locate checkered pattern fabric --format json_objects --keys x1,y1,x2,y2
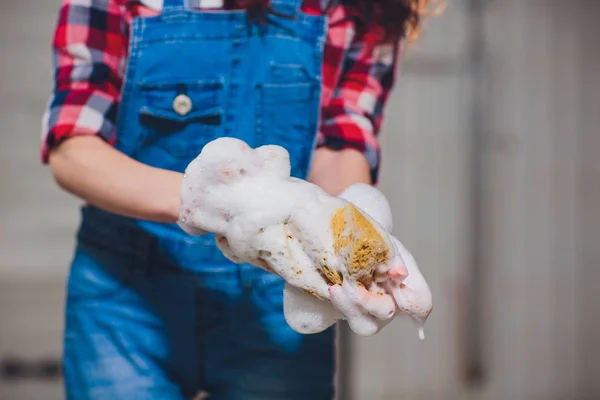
[{"x1": 41, "y1": 0, "x2": 400, "y2": 183}]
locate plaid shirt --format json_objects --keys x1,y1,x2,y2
[{"x1": 41, "y1": 0, "x2": 400, "y2": 182}]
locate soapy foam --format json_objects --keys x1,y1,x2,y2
[
  {"x1": 387, "y1": 236, "x2": 433, "y2": 339},
  {"x1": 179, "y1": 137, "x2": 433, "y2": 337}
]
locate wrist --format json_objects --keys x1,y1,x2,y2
[
  {"x1": 165, "y1": 195, "x2": 181, "y2": 224},
  {"x1": 308, "y1": 147, "x2": 371, "y2": 195},
  {"x1": 155, "y1": 170, "x2": 184, "y2": 224}
]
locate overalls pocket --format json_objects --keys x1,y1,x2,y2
[
  {"x1": 137, "y1": 79, "x2": 225, "y2": 165},
  {"x1": 255, "y1": 77, "x2": 319, "y2": 178}
]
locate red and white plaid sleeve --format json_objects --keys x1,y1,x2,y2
[
  {"x1": 317, "y1": 7, "x2": 400, "y2": 184},
  {"x1": 40, "y1": 0, "x2": 129, "y2": 163}
]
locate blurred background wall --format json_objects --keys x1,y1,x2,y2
[{"x1": 1, "y1": 0, "x2": 599, "y2": 399}]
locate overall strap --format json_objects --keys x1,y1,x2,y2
[{"x1": 270, "y1": 0, "x2": 303, "y2": 17}]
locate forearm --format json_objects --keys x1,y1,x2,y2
[
  {"x1": 308, "y1": 147, "x2": 372, "y2": 196},
  {"x1": 49, "y1": 136, "x2": 182, "y2": 223}
]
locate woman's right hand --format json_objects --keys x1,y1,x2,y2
[{"x1": 49, "y1": 135, "x2": 183, "y2": 223}]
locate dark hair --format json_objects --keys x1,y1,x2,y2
[{"x1": 236, "y1": 0, "x2": 439, "y2": 42}]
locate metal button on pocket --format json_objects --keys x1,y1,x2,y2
[{"x1": 173, "y1": 94, "x2": 192, "y2": 116}]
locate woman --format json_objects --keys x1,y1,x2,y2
[{"x1": 42, "y1": 0, "x2": 430, "y2": 398}]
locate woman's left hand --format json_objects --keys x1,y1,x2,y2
[{"x1": 307, "y1": 147, "x2": 372, "y2": 196}]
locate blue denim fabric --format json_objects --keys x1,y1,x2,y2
[
  {"x1": 63, "y1": 0, "x2": 335, "y2": 398},
  {"x1": 64, "y1": 207, "x2": 335, "y2": 399}
]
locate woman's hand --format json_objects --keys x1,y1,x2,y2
[
  {"x1": 49, "y1": 136, "x2": 183, "y2": 223},
  {"x1": 307, "y1": 147, "x2": 371, "y2": 196},
  {"x1": 176, "y1": 138, "x2": 431, "y2": 337}
]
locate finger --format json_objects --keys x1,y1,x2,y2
[
  {"x1": 356, "y1": 285, "x2": 396, "y2": 320},
  {"x1": 387, "y1": 265, "x2": 408, "y2": 280},
  {"x1": 329, "y1": 285, "x2": 380, "y2": 336}
]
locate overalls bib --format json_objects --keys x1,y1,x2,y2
[{"x1": 62, "y1": 1, "x2": 335, "y2": 398}]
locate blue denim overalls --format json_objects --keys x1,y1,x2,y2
[{"x1": 62, "y1": 1, "x2": 335, "y2": 398}]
